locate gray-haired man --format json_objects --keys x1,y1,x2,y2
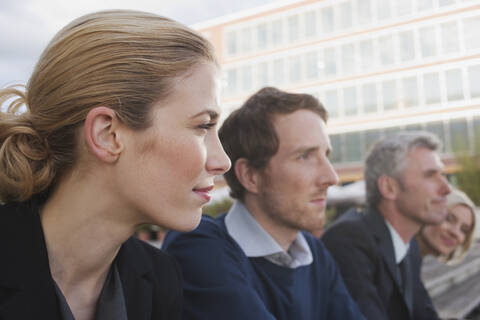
[{"x1": 323, "y1": 132, "x2": 450, "y2": 320}]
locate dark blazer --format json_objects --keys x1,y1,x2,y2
[
  {"x1": 322, "y1": 207, "x2": 439, "y2": 320},
  {"x1": 0, "y1": 199, "x2": 182, "y2": 320}
]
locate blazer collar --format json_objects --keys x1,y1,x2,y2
[{"x1": 116, "y1": 238, "x2": 154, "y2": 320}]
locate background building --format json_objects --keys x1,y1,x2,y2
[{"x1": 195, "y1": 0, "x2": 480, "y2": 182}]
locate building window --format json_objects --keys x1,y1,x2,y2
[
  {"x1": 365, "y1": 130, "x2": 381, "y2": 153},
  {"x1": 382, "y1": 80, "x2": 397, "y2": 111},
  {"x1": 378, "y1": 0, "x2": 392, "y2": 20},
  {"x1": 449, "y1": 118, "x2": 470, "y2": 152},
  {"x1": 402, "y1": 76, "x2": 419, "y2": 108},
  {"x1": 321, "y1": 7, "x2": 334, "y2": 34},
  {"x1": 440, "y1": 21, "x2": 460, "y2": 54},
  {"x1": 289, "y1": 56, "x2": 301, "y2": 83},
  {"x1": 305, "y1": 51, "x2": 319, "y2": 80},
  {"x1": 288, "y1": 15, "x2": 300, "y2": 43},
  {"x1": 305, "y1": 11, "x2": 317, "y2": 38},
  {"x1": 362, "y1": 83, "x2": 377, "y2": 113},
  {"x1": 341, "y1": 43, "x2": 355, "y2": 74},
  {"x1": 420, "y1": 26, "x2": 437, "y2": 58},
  {"x1": 417, "y1": 0, "x2": 434, "y2": 11},
  {"x1": 464, "y1": 16, "x2": 480, "y2": 50},
  {"x1": 445, "y1": 69, "x2": 464, "y2": 102},
  {"x1": 360, "y1": 39, "x2": 374, "y2": 72},
  {"x1": 426, "y1": 122, "x2": 446, "y2": 150},
  {"x1": 357, "y1": 0, "x2": 372, "y2": 25},
  {"x1": 343, "y1": 86, "x2": 357, "y2": 116},
  {"x1": 257, "y1": 62, "x2": 269, "y2": 87},
  {"x1": 345, "y1": 132, "x2": 363, "y2": 162},
  {"x1": 405, "y1": 123, "x2": 423, "y2": 131},
  {"x1": 439, "y1": 0, "x2": 456, "y2": 6},
  {"x1": 241, "y1": 66, "x2": 252, "y2": 92},
  {"x1": 468, "y1": 65, "x2": 480, "y2": 98},
  {"x1": 226, "y1": 30, "x2": 237, "y2": 56},
  {"x1": 339, "y1": 2, "x2": 353, "y2": 29},
  {"x1": 396, "y1": 0, "x2": 412, "y2": 16},
  {"x1": 324, "y1": 47, "x2": 337, "y2": 76},
  {"x1": 329, "y1": 134, "x2": 342, "y2": 163},
  {"x1": 272, "y1": 19, "x2": 283, "y2": 46},
  {"x1": 424, "y1": 72, "x2": 441, "y2": 105},
  {"x1": 273, "y1": 58, "x2": 285, "y2": 85},
  {"x1": 398, "y1": 31, "x2": 415, "y2": 62},
  {"x1": 226, "y1": 69, "x2": 238, "y2": 95},
  {"x1": 325, "y1": 90, "x2": 339, "y2": 118},
  {"x1": 379, "y1": 35, "x2": 395, "y2": 66},
  {"x1": 240, "y1": 27, "x2": 252, "y2": 53},
  {"x1": 257, "y1": 23, "x2": 267, "y2": 50}
]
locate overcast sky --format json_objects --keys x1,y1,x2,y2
[{"x1": 0, "y1": 0, "x2": 278, "y2": 87}]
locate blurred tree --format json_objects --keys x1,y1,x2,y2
[{"x1": 452, "y1": 140, "x2": 480, "y2": 205}]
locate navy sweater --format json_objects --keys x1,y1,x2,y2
[{"x1": 163, "y1": 215, "x2": 365, "y2": 320}]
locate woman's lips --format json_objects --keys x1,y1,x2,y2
[{"x1": 193, "y1": 186, "x2": 214, "y2": 202}]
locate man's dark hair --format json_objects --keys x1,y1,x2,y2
[{"x1": 219, "y1": 87, "x2": 327, "y2": 201}]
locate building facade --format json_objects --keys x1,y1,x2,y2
[{"x1": 195, "y1": 0, "x2": 480, "y2": 182}]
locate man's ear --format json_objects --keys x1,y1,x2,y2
[
  {"x1": 377, "y1": 175, "x2": 400, "y2": 201},
  {"x1": 84, "y1": 107, "x2": 124, "y2": 163},
  {"x1": 234, "y1": 158, "x2": 262, "y2": 195}
]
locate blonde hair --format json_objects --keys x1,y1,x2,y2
[
  {"x1": 0, "y1": 10, "x2": 217, "y2": 203},
  {"x1": 442, "y1": 188, "x2": 477, "y2": 264}
]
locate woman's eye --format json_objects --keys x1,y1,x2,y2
[{"x1": 198, "y1": 122, "x2": 215, "y2": 130}]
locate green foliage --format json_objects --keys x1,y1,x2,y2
[
  {"x1": 203, "y1": 198, "x2": 234, "y2": 218},
  {"x1": 452, "y1": 140, "x2": 480, "y2": 205}
]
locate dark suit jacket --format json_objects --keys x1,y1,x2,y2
[
  {"x1": 322, "y1": 207, "x2": 439, "y2": 320},
  {"x1": 0, "y1": 199, "x2": 182, "y2": 320}
]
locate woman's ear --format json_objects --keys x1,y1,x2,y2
[
  {"x1": 377, "y1": 175, "x2": 400, "y2": 201},
  {"x1": 84, "y1": 107, "x2": 124, "y2": 163},
  {"x1": 234, "y1": 158, "x2": 261, "y2": 195}
]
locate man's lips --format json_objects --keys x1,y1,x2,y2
[{"x1": 193, "y1": 186, "x2": 214, "y2": 202}]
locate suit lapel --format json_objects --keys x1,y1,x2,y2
[{"x1": 117, "y1": 238, "x2": 153, "y2": 320}]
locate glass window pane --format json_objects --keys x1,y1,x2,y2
[
  {"x1": 445, "y1": 69, "x2": 464, "y2": 101},
  {"x1": 240, "y1": 27, "x2": 252, "y2": 53},
  {"x1": 360, "y1": 39, "x2": 374, "y2": 71},
  {"x1": 439, "y1": 0, "x2": 455, "y2": 6},
  {"x1": 441, "y1": 22, "x2": 460, "y2": 54},
  {"x1": 420, "y1": 26, "x2": 437, "y2": 58},
  {"x1": 464, "y1": 16, "x2": 480, "y2": 50},
  {"x1": 325, "y1": 89, "x2": 339, "y2": 118},
  {"x1": 402, "y1": 76, "x2": 418, "y2": 107},
  {"x1": 424, "y1": 73, "x2": 441, "y2": 104},
  {"x1": 357, "y1": 0, "x2": 372, "y2": 25},
  {"x1": 273, "y1": 58, "x2": 285, "y2": 85},
  {"x1": 341, "y1": 43, "x2": 355, "y2": 74},
  {"x1": 241, "y1": 66, "x2": 252, "y2": 92},
  {"x1": 405, "y1": 124, "x2": 423, "y2": 131},
  {"x1": 272, "y1": 20, "x2": 283, "y2": 46},
  {"x1": 473, "y1": 116, "x2": 480, "y2": 150},
  {"x1": 257, "y1": 23, "x2": 267, "y2": 49},
  {"x1": 379, "y1": 35, "x2": 394, "y2": 66},
  {"x1": 417, "y1": 0, "x2": 433, "y2": 11},
  {"x1": 378, "y1": 0, "x2": 392, "y2": 20},
  {"x1": 305, "y1": 51, "x2": 319, "y2": 80},
  {"x1": 321, "y1": 7, "x2": 334, "y2": 34},
  {"x1": 365, "y1": 130, "x2": 382, "y2": 153},
  {"x1": 343, "y1": 87, "x2": 357, "y2": 116},
  {"x1": 426, "y1": 122, "x2": 446, "y2": 149},
  {"x1": 289, "y1": 56, "x2": 301, "y2": 83},
  {"x1": 340, "y1": 2, "x2": 353, "y2": 29},
  {"x1": 257, "y1": 62, "x2": 268, "y2": 87},
  {"x1": 362, "y1": 83, "x2": 377, "y2": 113},
  {"x1": 288, "y1": 15, "x2": 300, "y2": 42},
  {"x1": 449, "y1": 118, "x2": 469, "y2": 152},
  {"x1": 227, "y1": 69, "x2": 238, "y2": 95},
  {"x1": 382, "y1": 80, "x2": 398, "y2": 111},
  {"x1": 399, "y1": 30, "x2": 415, "y2": 62},
  {"x1": 346, "y1": 132, "x2": 363, "y2": 162},
  {"x1": 329, "y1": 134, "x2": 342, "y2": 163},
  {"x1": 384, "y1": 127, "x2": 402, "y2": 138},
  {"x1": 468, "y1": 65, "x2": 480, "y2": 98},
  {"x1": 305, "y1": 11, "x2": 317, "y2": 38},
  {"x1": 324, "y1": 47, "x2": 337, "y2": 76},
  {"x1": 226, "y1": 30, "x2": 237, "y2": 55},
  {"x1": 396, "y1": 0, "x2": 412, "y2": 16}
]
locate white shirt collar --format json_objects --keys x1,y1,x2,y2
[
  {"x1": 385, "y1": 220, "x2": 410, "y2": 263},
  {"x1": 225, "y1": 201, "x2": 313, "y2": 268}
]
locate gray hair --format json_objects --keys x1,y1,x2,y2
[{"x1": 365, "y1": 131, "x2": 442, "y2": 207}]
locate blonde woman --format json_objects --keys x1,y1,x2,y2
[
  {"x1": 0, "y1": 10, "x2": 230, "y2": 320},
  {"x1": 416, "y1": 187, "x2": 476, "y2": 264}
]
